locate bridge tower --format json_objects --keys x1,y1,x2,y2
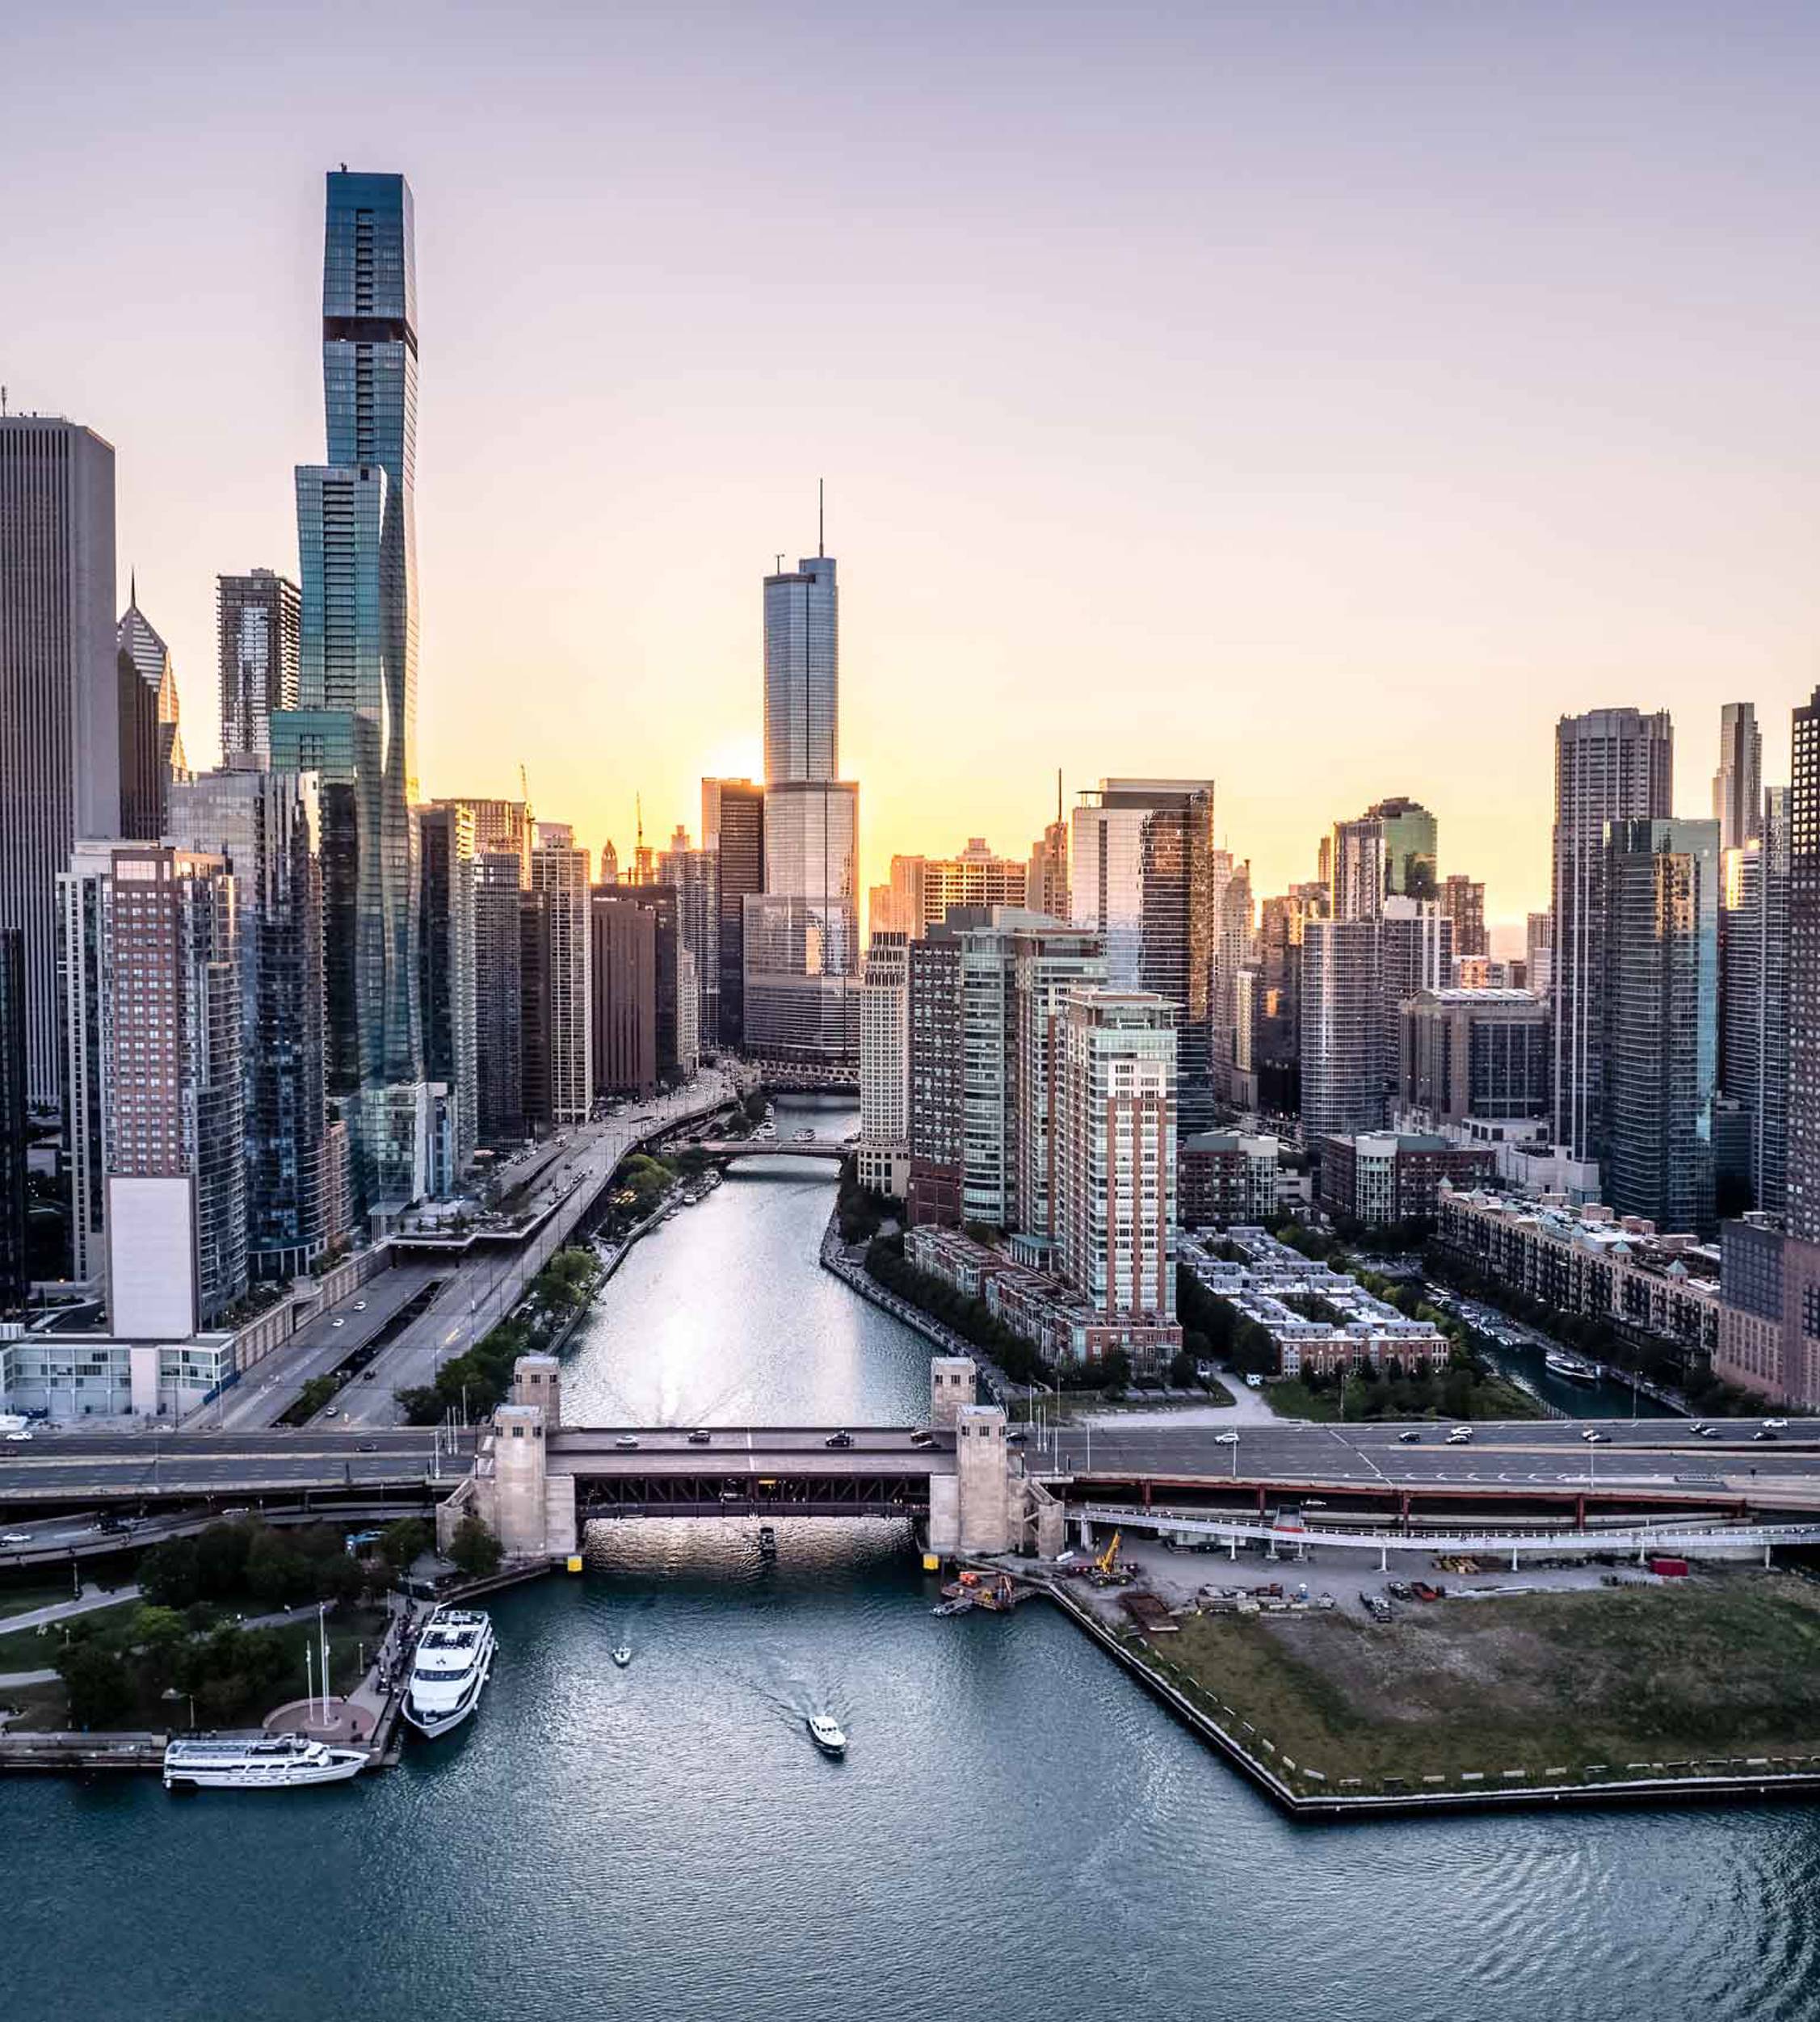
[
  {"x1": 930, "y1": 1356, "x2": 975, "y2": 1429},
  {"x1": 512, "y1": 1353, "x2": 561, "y2": 1428}
]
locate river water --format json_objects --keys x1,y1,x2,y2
[{"x1": 8, "y1": 1098, "x2": 1820, "y2": 2022}]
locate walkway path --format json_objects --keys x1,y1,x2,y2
[{"x1": 2, "y1": 1583, "x2": 141, "y2": 1634}]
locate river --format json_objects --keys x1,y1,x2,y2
[{"x1": 7, "y1": 1098, "x2": 1820, "y2": 2022}]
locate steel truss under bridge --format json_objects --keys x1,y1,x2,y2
[{"x1": 578, "y1": 1472, "x2": 930, "y2": 1520}]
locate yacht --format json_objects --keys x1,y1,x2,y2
[
  {"x1": 402, "y1": 1608, "x2": 496, "y2": 1737},
  {"x1": 1545, "y1": 1352, "x2": 1599, "y2": 1385},
  {"x1": 611, "y1": 1644, "x2": 633, "y2": 1668},
  {"x1": 805, "y1": 1713, "x2": 847, "y2": 1758},
  {"x1": 163, "y1": 1733, "x2": 367, "y2": 1792}
]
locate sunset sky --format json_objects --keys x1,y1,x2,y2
[{"x1": 9, "y1": 2, "x2": 1820, "y2": 930}]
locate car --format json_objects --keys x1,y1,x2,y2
[
  {"x1": 352, "y1": 1300, "x2": 368, "y2": 1313},
  {"x1": 1583, "y1": 1431, "x2": 1610, "y2": 1444},
  {"x1": 1398, "y1": 1429, "x2": 1422, "y2": 1444},
  {"x1": 1006, "y1": 1428, "x2": 1026, "y2": 1444},
  {"x1": 330, "y1": 1318, "x2": 347, "y2": 1329},
  {"x1": 357, "y1": 1441, "x2": 377, "y2": 1453},
  {"x1": 323, "y1": 1407, "x2": 339, "y2": 1419},
  {"x1": 687, "y1": 1428, "x2": 712, "y2": 1445},
  {"x1": 1689, "y1": 1423, "x2": 1710, "y2": 1436},
  {"x1": 824, "y1": 1431, "x2": 855, "y2": 1448},
  {"x1": 1213, "y1": 1431, "x2": 1239, "y2": 1445},
  {"x1": 615, "y1": 1435, "x2": 639, "y2": 1450},
  {"x1": 1764, "y1": 1419, "x2": 1789, "y2": 1431},
  {"x1": 1446, "y1": 1427, "x2": 1473, "y2": 1444},
  {"x1": 1696, "y1": 1423, "x2": 1719, "y2": 1436},
  {"x1": 1754, "y1": 1428, "x2": 1779, "y2": 1443},
  {"x1": 1, "y1": 1532, "x2": 30, "y2": 1547},
  {"x1": 909, "y1": 1430, "x2": 936, "y2": 1449},
  {"x1": 5, "y1": 1430, "x2": 32, "y2": 1443},
  {"x1": 363, "y1": 1369, "x2": 377, "y2": 1381}
]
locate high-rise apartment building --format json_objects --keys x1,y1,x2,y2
[
  {"x1": 271, "y1": 170, "x2": 427, "y2": 1211},
  {"x1": 1008, "y1": 925, "x2": 1106, "y2": 1245},
  {"x1": 1601, "y1": 818, "x2": 1718, "y2": 1234},
  {"x1": 1209, "y1": 851, "x2": 1254, "y2": 1105},
  {"x1": 590, "y1": 888, "x2": 658, "y2": 1098},
  {"x1": 1713, "y1": 702, "x2": 1763, "y2": 855},
  {"x1": 166, "y1": 762, "x2": 326, "y2": 1280},
  {"x1": 528, "y1": 839, "x2": 592, "y2": 1126},
  {"x1": 433, "y1": 799, "x2": 532, "y2": 886},
  {"x1": 869, "y1": 842, "x2": 1029, "y2": 940},
  {"x1": 1378, "y1": 896, "x2": 1452, "y2": 1106},
  {"x1": 417, "y1": 804, "x2": 477, "y2": 1177},
  {"x1": 1550, "y1": 708, "x2": 1674, "y2": 1167},
  {"x1": 1238, "y1": 882, "x2": 1326, "y2": 1118},
  {"x1": 1525, "y1": 910, "x2": 1554, "y2": 998},
  {"x1": 656, "y1": 824, "x2": 719, "y2": 1052},
  {"x1": 1299, "y1": 918, "x2": 1383, "y2": 1139},
  {"x1": 116, "y1": 591, "x2": 188, "y2": 840},
  {"x1": 1057, "y1": 991, "x2": 1177, "y2": 1323},
  {"x1": 1027, "y1": 782, "x2": 1070, "y2": 926},
  {"x1": 217, "y1": 570, "x2": 301, "y2": 763},
  {"x1": 1399, "y1": 989, "x2": 1550, "y2": 1126},
  {"x1": 473, "y1": 852, "x2": 525, "y2": 1142},
  {"x1": 1719, "y1": 788, "x2": 1790, "y2": 1215},
  {"x1": 1070, "y1": 779, "x2": 1216, "y2": 1126},
  {"x1": 1440, "y1": 874, "x2": 1487, "y2": 959},
  {"x1": 703, "y1": 778, "x2": 763, "y2": 1051},
  {"x1": 906, "y1": 931, "x2": 965, "y2": 1225},
  {"x1": 859, "y1": 931, "x2": 910, "y2": 1147},
  {"x1": 66, "y1": 847, "x2": 246, "y2": 1334},
  {"x1": 0, "y1": 931, "x2": 26, "y2": 1309},
  {"x1": 0, "y1": 417, "x2": 119, "y2": 1105}
]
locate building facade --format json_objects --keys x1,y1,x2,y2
[
  {"x1": 0, "y1": 931, "x2": 26, "y2": 1308},
  {"x1": 859, "y1": 931, "x2": 910, "y2": 1152},
  {"x1": 590, "y1": 889, "x2": 658, "y2": 1098},
  {"x1": 1440, "y1": 873, "x2": 1486, "y2": 959},
  {"x1": 528, "y1": 839, "x2": 592, "y2": 1126},
  {"x1": 417, "y1": 803, "x2": 477, "y2": 1178},
  {"x1": 703, "y1": 778, "x2": 763, "y2": 1052},
  {"x1": 472, "y1": 852, "x2": 525, "y2": 1142},
  {"x1": 217, "y1": 570, "x2": 301, "y2": 764},
  {"x1": 1179, "y1": 1131, "x2": 1280, "y2": 1229},
  {"x1": 1398, "y1": 988, "x2": 1550, "y2": 1126},
  {"x1": 1713, "y1": 701, "x2": 1763, "y2": 855},
  {"x1": 0, "y1": 417, "x2": 119, "y2": 1106},
  {"x1": 1315, "y1": 1130, "x2": 1495, "y2": 1226},
  {"x1": 1719, "y1": 788, "x2": 1790, "y2": 1216},
  {"x1": 868, "y1": 842, "x2": 1029, "y2": 939},
  {"x1": 1299, "y1": 918, "x2": 1383, "y2": 1139}
]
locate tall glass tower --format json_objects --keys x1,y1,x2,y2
[
  {"x1": 271, "y1": 170, "x2": 427, "y2": 1211},
  {"x1": 763, "y1": 555, "x2": 838, "y2": 785}
]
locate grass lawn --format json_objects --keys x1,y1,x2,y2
[
  {"x1": 1266, "y1": 1371, "x2": 1542, "y2": 1423},
  {"x1": 1150, "y1": 1573, "x2": 1820, "y2": 1788},
  {"x1": 0, "y1": 1583, "x2": 79, "y2": 1622},
  {"x1": 0, "y1": 1599, "x2": 138, "y2": 1671}
]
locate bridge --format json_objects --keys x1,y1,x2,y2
[{"x1": 691, "y1": 1137, "x2": 847, "y2": 1164}]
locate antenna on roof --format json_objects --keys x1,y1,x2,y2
[
  {"x1": 818, "y1": 477, "x2": 825, "y2": 559},
  {"x1": 1056, "y1": 767, "x2": 1062, "y2": 826}
]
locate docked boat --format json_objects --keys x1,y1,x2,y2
[
  {"x1": 163, "y1": 1733, "x2": 367, "y2": 1792},
  {"x1": 402, "y1": 1607, "x2": 496, "y2": 1737},
  {"x1": 611, "y1": 1645, "x2": 633, "y2": 1668},
  {"x1": 932, "y1": 1597, "x2": 973, "y2": 1617},
  {"x1": 757, "y1": 1524, "x2": 778, "y2": 1561},
  {"x1": 806, "y1": 1713, "x2": 847, "y2": 1758},
  {"x1": 1545, "y1": 1352, "x2": 1599, "y2": 1385}
]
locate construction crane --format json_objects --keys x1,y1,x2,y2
[{"x1": 1093, "y1": 1530, "x2": 1123, "y2": 1579}]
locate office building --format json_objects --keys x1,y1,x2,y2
[
  {"x1": 1299, "y1": 918, "x2": 1383, "y2": 1138},
  {"x1": 1330, "y1": 798, "x2": 1437, "y2": 921},
  {"x1": 1551, "y1": 707, "x2": 1674, "y2": 1169},
  {"x1": 1399, "y1": 989, "x2": 1550, "y2": 1127},
  {"x1": 906, "y1": 931, "x2": 965, "y2": 1225},
  {"x1": 217, "y1": 570, "x2": 301, "y2": 763},
  {"x1": 868, "y1": 841, "x2": 1028, "y2": 939},
  {"x1": 1601, "y1": 818, "x2": 1719, "y2": 1234},
  {"x1": 1209, "y1": 852, "x2": 1254, "y2": 1106},
  {"x1": 472, "y1": 852, "x2": 525, "y2": 1141},
  {"x1": 166, "y1": 762, "x2": 326, "y2": 1280},
  {"x1": 528, "y1": 838, "x2": 592, "y2": 1125},
  {"x1": 1056, "y1": 990, "x2": 1178, "y2": 1330},
  {"x1": 745, "y1": 544, "x2": 859, "y2": 1063},
  {"x1": 590, "y1": 889, "x2": 658, "y2": 1098},
  {"x1": 1179, "y1": 1131, "x2": 1280, "y2": 1229},
  {"x1": 0, "y1": 931, "x2": 25, "y2": 1309},
  {"x1": 116, "y1": 589, "x2": 188, "y2": 839},
  {"x1": 1027, "y1": 780, "x2": 1070, "y2": 926},
  {"x1": 656, "y1": 824, "x2": 719, "y2": 1052},
  {"x1": 1719, "y1": 788, "x2": 1790, "y2": 1214},
  {"x1": 67, "y1": 847, "x2": 246, "y2": 1334},
  {"x1": 433, "y1": 798, "x2": 532, "y2": 887},
  {"x1": 703, "y1": 778, "x2": 763, "y2": 1051},
  {"x1": 0, "y1": 417, "x2": 119, "y2": 1104},
  {"x1": 271, "y1": 170, "x2": 427, "y2": 1211},
  {"x1": 1070, "y1": 778, "x2": 1216, "y2": 1125},
  {"x1": 417, "y1": 804, "x2": 477, "y2": 1178},
  {"x1": 1713, "y1": 702, "x2": 1763, "y2": 854},
  {"x1": 1440, "y1": 874, "x2": 1486, "y2": 959}
]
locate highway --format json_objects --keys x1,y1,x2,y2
[{"x1": 0, "y1": 1427, "x2": 464, "y2": 1507}]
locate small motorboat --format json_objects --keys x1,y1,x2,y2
[
  {"x1": 806, "y1": 1713, "x2": 847, "y2": 1758},
  {"x1": 932, "y1": 1597, "x2": 973, "y2": 1617},
  {"x1": 611, "y1": 1646, "x2": 633, "y2": 1668}
]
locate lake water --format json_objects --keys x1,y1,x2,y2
[{"x1": 8, "y1": 1099, "x2": 1820, "y2": 2022}]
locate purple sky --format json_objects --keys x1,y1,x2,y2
[{"x1": 8, "y1": 2, "x2": 1820, "y2": 920}]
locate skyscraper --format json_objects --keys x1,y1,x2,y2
[
  {"x1": 859, "y1": 931, "x2": 911, "y2": 1148},
  {"x1": 590, "y1": 888, "x2": 658, "y2": 1097},
  {"x1": 1027, "y1": 775, "x2": 1070, "y2": 926},
  {"x1": 1550, "y1": 708, "x2": 1674, "y2": 1169},
  {"x1": 702, "y1": 778, "x2": 763, "y2": 1051},
  {"x1": 745, "y1": 541, "x2": 860, "y2": 1062},
  {"x1": 166, "y1": 762, "x2": 327, "y2": 1280},
  {"x1": 1008, "y1": 923, "x2": 1107, "y2": 1244},
  {"x1": 868, "y1": 843, "x2": 1028, "y2": 940},
  {"x1": 1713, "y1": 701, "x2": 1763, "y2": 855},
  {"x1": 0, "y1": 931, "x2": 26, "y2": 1309},
  {"x1": 1440, "y1": 873, "x2": 1487, "y2": 960},
  {"x1": 528, "y1": 838, "x2": 593, "y2": 1125},
  {"x1": 1601, "y1": 818, "x2": 1718, "y2": 1234},
  {"x1": 0, "y1": 418, "x2": 119, "y2": 1106},
  {"x1": 1330, "y1": 797, "x2": 1438, "y2": 920},
  {"x1": 656, "y1": 824, "x2": 719, "y2": 1053},
  {"x1": 116, "y1": 588, "x2": 189, "y2": 839},
  {"x1": 1719, "y1": 787, "x2": 1790, "y2": 1216},
  {"x1": 418, "y1": 804, "x2": 478, "y2": 1176},
  {"x1": 1299, "y1": 919, "x2": 1383, "y2": 1139},
  {"x1": 271, "y1": 170, "x2": 427, "y2": 1211},
  {"x1": 1070, "y1": 779, "x2": 1216, "y2": 1127},
  {"x1": 217, "y1": 570, "x2": 301, "y2": 763},
  {"x1": 473, "y1": 852, "x2": 525, "y2": 1141}
]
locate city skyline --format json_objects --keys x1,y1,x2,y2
[{"x1": 11, "y1": 7, "x2": 1820, "y2": 923}]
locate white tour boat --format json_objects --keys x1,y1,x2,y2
[
  {"x1": 162, "y1": 1733, "x2": 368, "y2": 1792},
  {"x1": 612, "y1": 1644, "x2": 633, "y2": 1668},
  {"x1": 402, "y1": 1607, "x2": 496, "y2": 1738},
  {"x1": 805, "y1": 1713, "x2": 847, "y2": 1758}
]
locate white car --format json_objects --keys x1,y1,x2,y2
[
  {"x1": 1764, "y1": 1419, "x2": 1789, "y2": 1431},
  {"x1": 1446, "y1": 1427, "x2": 1473, "y2": 1444},
  {"x1": 1, "y1": 1532, "x2": 30, "y2": 1546},
  {"x1": 330, "y1": 1318, "x2": 347, "y2": 1329},
  {"x1": 352, "y1": 1300, "x2": 368, "y2": 1313},
  {"x1": 1213, "y1": 1431, "x2": 1239, "y2": 1445},
  {"x1": 5, "y1": 1430, "x2": 32, "y2": 1443}
]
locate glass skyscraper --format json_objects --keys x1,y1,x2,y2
[
  {"x1": 271, "y1": 170, "x2": 427, "y2": 1211},
  {"x1": 763, "y1": 555, "x2": 838, "y2": 785}
]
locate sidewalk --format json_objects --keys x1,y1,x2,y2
[{"x1": 2, "y1": 1583, "x2": 141, "y2": 1634}]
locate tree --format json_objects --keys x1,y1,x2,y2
[
  {"x1": 1099, "y1": 1349, "x2": 1133, "y2": 1394},
  {"x1": 130, "y1": 1605, "x2": 189, "y2": 1692},
  {"x1": 377, "y1": 1518, "x2": 431, "y2": 1579},
  {"x1": 59, "y1": 1642, "x2": 132, "y2": 1728},
  {"x1": 1169, "y1": 1348, "x2": 1199, "y2": 1387},
  {"x1": 194, "y1": 1518, "x2": 255, "y2": 1600},
  {"x1": 448, "y1": 1514, "x2": 502, "y2": 1579},
  {"x1": 245, "y1": 1529, "x2": 311, "y2": 1608},
  {"x1": 139, "y1": 1536, "x2": 201, "y2": 1610}
]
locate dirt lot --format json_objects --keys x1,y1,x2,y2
[{"x1": 1143, "y1": 1570, "x2": 1820, "y2": 1783}]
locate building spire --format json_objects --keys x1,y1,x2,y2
[
  {"x1": 129, "y1": 567, "x2": 137, "y2": 612},
  {"x1": 818, "y1": 477, "x2": 825, "y2": 559}
]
